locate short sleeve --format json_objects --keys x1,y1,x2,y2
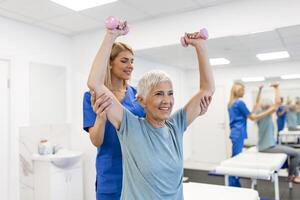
[
  {"x1": 237, "y1": 100, "x2": 250, "y2": 118},
  {"x1": 117, "y1": 108, "x2": 141, "y2": 140},
  {"x1": 169, "y1": 108, "x2": 187, "y2": 134},
  {"x1": 83, "y1": 91, "x2": 96, "y2": 132}
]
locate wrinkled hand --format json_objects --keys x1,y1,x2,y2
[
  {"x1": 90, "y1": 91, "x2": 113, "y2": 120},
  {"x1": 183, "y1": 32, "x2": 205, "y2": 47},
  {"x1": 106, "y1": 21, "x2": 128, "y2": 38},
  {"x1": 199, "y1": 96, "x2": 212, "y2": 116}
]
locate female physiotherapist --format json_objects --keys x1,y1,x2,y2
[
  {"x1": 276, "y1": 97, "x2": 288, "y2": 133},
  {"x1": 227, "y1": 83, "x2": 277, "y2": 187},
  {"x1": 83, "y1": 40, "x2": 145, "y2": 200}
]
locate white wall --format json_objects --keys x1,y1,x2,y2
[
  {"x1": 0, "y1": 59, "x2": 10, "y2": 200},
  {"x1": 0, "y1": 16, "x2": 72, "y2": 200},
  {"x1": 29, "y1": 62, "x2": 67, "y2": 125}
]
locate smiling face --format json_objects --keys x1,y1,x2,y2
[
  {"x1": 140, "y1": 81, "x2": 174, "y2": 126},
  {"x1": 110, "y1": 50, "x2": 134, "y2": 81}
]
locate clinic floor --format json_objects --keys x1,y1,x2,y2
[{"x1": 184, "y1": 169, "x2": 300, "y2": 200}]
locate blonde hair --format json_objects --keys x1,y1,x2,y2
[
  {"x1": 137, "y1": 70, "x2": 172, "y2": 99},
  {"x1": 104, "y1": 42, "x2": 134, "y2": 90},
  {"x1": 228, "y1": 82, "x2": 244, "y2": 108}
]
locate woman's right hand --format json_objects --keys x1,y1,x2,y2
[
  {"x1": 91, "y1": 91, "x2": 113, "y2": 121},
  {"x1": 106, "y1": 21, "x2": 129, "y2": 39},
  {"x1": 183, "y1": 32, "x2": 205, "y2": 48}
]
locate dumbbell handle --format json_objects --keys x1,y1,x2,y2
[{"x1": 181, "y1": 28, "x2": 209, "y2": 47}]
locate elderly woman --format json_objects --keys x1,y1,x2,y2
[
  {"x1": 87, "y1": 22, "x2": 214, "y2": 199},
  {"x1": 254, "y1": 84, "x2": 300, "y2": 184}
]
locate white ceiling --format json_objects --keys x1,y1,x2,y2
[
  {"x1": 0, "y1": 0, "x2": 299, "y2": 69},
  {"x1": 135, "y1": 25, "x2": 300, "y2": 69},
  {"x1": 0, "y1": 0, "x2": 235, "y2": 35}
]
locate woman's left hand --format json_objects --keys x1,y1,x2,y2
[
  {"x1": 199, "y1": 96, "x2": 212, "y2": 116},
  {"x1": 183, "y1": 32, "x2": 205, "y2": 47}
]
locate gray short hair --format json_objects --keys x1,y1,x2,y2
[
  {"x1": 260, "y1": 98, "x2": 272, "y2": 109},
  {"x1": 137, "y1": 70, "x2": 172, "y2": 99}
]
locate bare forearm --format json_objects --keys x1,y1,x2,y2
[
  {"x1": 255, "y1": 89, "x2": 262, "y2": 105},
  {"x1": 274, "y1": 88, "x2": 281, "y2": 106},
  {"x1": 252, "y1": 89, "x2": 262, "y2": 112},
  {"x1": 87, "y1": 33, "x2": 116, "y2": 91},
  {"x1": 89, "y1": 118, "x2": 106, "y2": 147},
  {"x1": 249, "y1": 106, "x2": 276, "y2": 121},
  {"x1": 195, "y1": 45, "x2": 215, "y2": 95}
]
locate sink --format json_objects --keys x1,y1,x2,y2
[{"x1": 32, "y1": 149, "x2": 82, "y2": 168}]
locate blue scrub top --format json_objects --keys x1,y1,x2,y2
[
  {"x1": 228, "y1": 99, "x2": 250, "y2": 141},
  {"x1": 83, "y1": 86, "x2": 145, "y2": 194},
  {"x1": 276, "y1": 105, "x2": 287, "y2": 132}
]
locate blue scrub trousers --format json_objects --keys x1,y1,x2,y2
[
  {"x1": 229, "y1": 137, "x2": 244, "y2": 187},
  {"x1": 97, "y1": 192, "x2": 121, "y2": 200}
]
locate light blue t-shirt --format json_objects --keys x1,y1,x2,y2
[
  {"x1": 286, "y1": 111, "x2": 298, "y2": 129},
  {"x1": 117, "y1": 108, "x2": 187, "y2": 200},
  {"x1": 256, "y1": 109, "x2": 276, "y2": 151}
]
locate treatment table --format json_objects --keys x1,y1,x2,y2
[
  {"x1": 278, "y1": 129, "x2": 300, "y2": 144},
  {"x1": 214, "y1": 147, "x2": 287, "y2": 200}
]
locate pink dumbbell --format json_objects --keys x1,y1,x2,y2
[
  {"x1": 105, "y1": 16, "x2": 129, "y2": 34},
  {"x1": 180, "y1": 28, "x2": 209, "y2": 47}
]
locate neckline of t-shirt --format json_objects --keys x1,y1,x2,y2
[{"x1": 144, "y1": 119, "x2": 168, "y2": 132}]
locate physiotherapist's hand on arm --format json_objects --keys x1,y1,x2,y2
[
  {"x1": 88, "y1": 91, "x2": 111, "y2": 147},
  {"x1": 183, "y1": 32, "x2": 215, "y2": 127},
  {"x1": 87, "y1": 22, "x2": 128, "y2": 130},
  {"x1": 278, "y1": 106, "x2": 289, "y2": 116},
  {"x1": 198, "y1": 96, "x2": 212, "y2": 116}
]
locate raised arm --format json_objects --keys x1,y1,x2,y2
[
  {"x1": 87, "y1": 26, "x2": 127, "y2": 130},
  {"x1": 184, "y1": 32, "x2": 215, "y2": 127},
  {"x1": 272, "y1": 83, "x2": 281, "y2": 107},
  {"x1": 248, "y1": 83, "x2": 280, "y2": 121},
  {"x1": 252, "y1": 85, "x2": 263, "y2": 113}
]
